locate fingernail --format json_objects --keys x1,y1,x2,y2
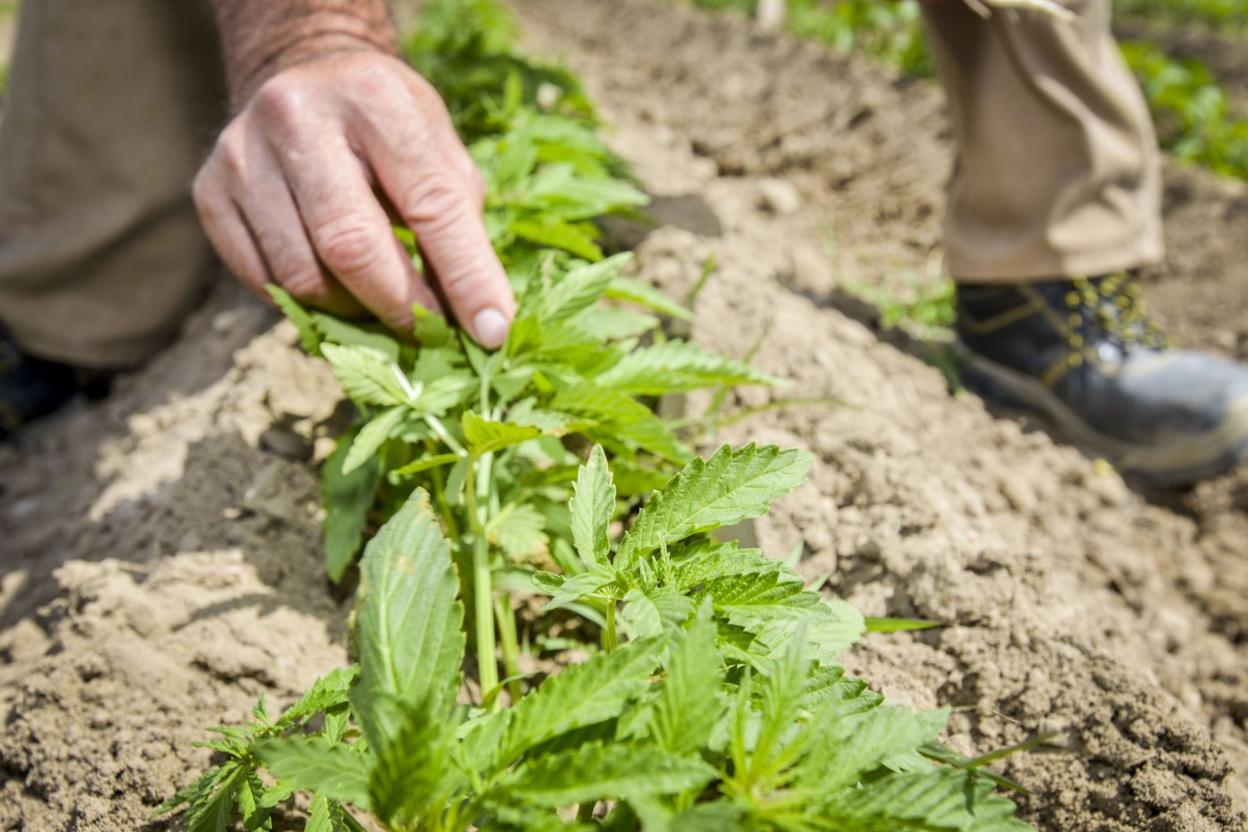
[{"x1": 473, "y1": 307, "x2": 510, "y2": 348}]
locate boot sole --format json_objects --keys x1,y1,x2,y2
[{"x1": 955, "y1": 342, "x2": 1248, "y2": 488}]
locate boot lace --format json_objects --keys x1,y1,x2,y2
[{"x1": 1060, "y1": 273, "x2": 1168, "y2": 358}]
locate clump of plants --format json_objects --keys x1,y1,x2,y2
[
  {"x1": 1120, "y1": 40, "x2": 1248, "y2": 180},
  {"x1": 158, "y1": 1, "x2": 1033, "y2": 829},
  {"x1": 161, "y1": 459, "x2": 1029, "y2": 831}
]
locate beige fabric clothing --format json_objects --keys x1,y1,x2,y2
[
  {"x1": 0, "y1": 0, "x2": 226, "y2": 367},
  {"x1": 921, "y1": 0, "x2": 1165, "y2": 281},
  {"x1": 0, "y1": 1, "x2": 1165, "y2": 365}
]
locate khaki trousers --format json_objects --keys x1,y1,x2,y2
[
  {"x1": 0, "y1": 0, "x2": 225, "y2": 368},
  {"x1": 0, "y1": 1, "x2": 1165, "y2": 366},
  {"x1": 921, "y1": 0, "x2": 1165, "y2": 281}
]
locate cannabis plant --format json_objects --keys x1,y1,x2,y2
[{"x1": 158, "y1": 1, "x2": 1033, "y2": 829}]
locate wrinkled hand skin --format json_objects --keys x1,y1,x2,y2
[{"x1": 196, "y1": 2, "x2": 515, "y2": 347}]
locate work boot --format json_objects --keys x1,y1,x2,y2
[
  {"x1": 0, "y1": 331, "x2": 111, "y2": 442},
  {"x1": 955, "y1": 273, "x2": 1248, "y2": 487}
]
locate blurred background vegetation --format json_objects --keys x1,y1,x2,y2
[{"x1": 694, "y1": 0, "x2": 1248, "y2": 181}]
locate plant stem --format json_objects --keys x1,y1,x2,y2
[
  {"x1": 495, "y1": 593, "x2": 523, "y2": 704},
  {"x1": 425, "y1": 413, "x2": 467, "y2": 456},
  {"x1": 427, "y1": 442, "x2": 460, "y2": 541},
  {"x1": 465, "y1": 455, "x2": 499, "y2": 701},
  {"x1": 604, "y1": 601, "x2": 618, "y2": 652}
]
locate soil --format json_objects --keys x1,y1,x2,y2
[{"x1": 2, "y1": 1, "x2": 1247, "y2": 831}]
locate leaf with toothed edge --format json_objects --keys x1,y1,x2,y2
[
  {"x1": 350, "y1": 490, "x2": 465, "y2": 750},
  {"x1": 615, "y1": 444, "x2": 811, "y2": 569},
  {"x1": 322, "y1": 427, "x2": 382, "y2": 584},
  {"x1": 320, "y1": 344, "x2": 409, "y2": 407},
  {"x1": 595, "y1": 339, "x2": 781, "y2": 395},
  {"x1": 569, "y1": 445, "x2": 614, "y2": 567},
  {"x1": 342, "y1": 407, "x2": 405, "y2": 476}
]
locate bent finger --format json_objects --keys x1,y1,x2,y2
[
  {"x1": 193, "y1": 167, "x2": 271, "y2": 298},
  {"x1": 274, "y1": 138, "x2": 442, "y2": 329},
  {"x1": 368, "y1": 148, "x2": 514, "y2": 347},
  {"x1": 238, "y1": 148, "x2": 366, "y2": 317}
]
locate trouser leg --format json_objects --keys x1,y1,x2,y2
[
  {"x1": 0, "y1": 0, "x2": 227, "y2": 368},
  {"x1": 920, "y1": 0, "x2": 1164, "y2": 282}
]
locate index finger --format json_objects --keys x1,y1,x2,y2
[
  {"x1": 355, "y1": 88, "x2": 516, "y2": 348},
  {"x1": 274, "y1": 136, "x2": 444, "y2": 330}
]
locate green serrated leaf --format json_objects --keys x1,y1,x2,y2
[
  {"x1": 487, "y1": 502, "x2": 548, "y2": 563},
  {"x1": 512, "y1": 217, "x2": 603, "y2": 261},
  {"x1": 390, "y1": 452, "x2": 461, "y2": 481},
  {"x1": 550, "y1": 385, "x2": 689, "y2": 463},
  {"x1": 596, "y1": 339, "x2": 779, "y2": 395},
  {"x1": 800, "y1": 705, "x2": 948, "y2": 793},
  {"x1": 237, "y1": 772, "x2": 270, "y2": 831},
  {"x1": 184, "y1": 762, "x2": 243, "y2": 832},
  {"x1": 498, "y1": 637, "x2": 665, "y2": 765},
  {"x1": 367, "y1": 695, "x2": 455, "y2": 827},
  {"x1": 276, "y1": 666, "x2": 359, "y2": 730},
  {"x1": 311, "y1": 314, "x2": 401, "y2": 361},
  {"x1": 259, "y1": 780, "x2": 297, "y2": 809},
  {"x1": 619, "y1": 588, "x2": 694, "y2": 639},
  {"x1": 708, "y1": 570, "x2": 865, "y2": 662},
  {"x1": 457, "y1": 708, "x2": 512, "y2": 777},
  {"x1": 321, "y1": 344, "x2": 409, "y2": 407},
  {"x1": 322, "y1": 428, "x2": 382, "y2": 584},
  {"x1": 503, "y1": 742, "x2": 715, "y2": 806},
  {"x1": 616, "y1": 444, "x2": 811, "y2": 568},
  {"x1": 351, "y1": 491, "x2": 466, "y2": 750},
  {"x1": 305, "y1": 793, "x2": 333, "y2": 832},
  {"x1": 415, "y1": 376, "x2": 477, "y2": 416},
  {"x1": 668, "y1": 540, "x2": 779, "y2": 592},
  {"x1": 343, "y1": 407, "x2": 405, "y2": 475},
  {"x1": 412, "y1": 305, "x2": 456, "y2": 348},
  {"x1": 267, "y1": 285, "x2": 322, "y2": 355},
  {"x1": 155, "y1": 763, "x2": 234, "y2": 820},
  {"x1": 537, "y1": 566, "x2": 617, "y2": 611},
  {"x1": 820, "y1": 767, "x2": 1030, "y2": 831},
  {"x1": 254, "y1": 736, "x2": 371, "y2": 810},
  {"x1": 605, "y1": 276, "x2": 693, "y2": 321},
  {"x1": 462, "y1": 411, "x2": 543, "y2": 455},
  {"x1": 526, "y1": 163, "x2": 647, "y2": 220},
  {"x1": 538, "y1": 253, "x2": 630, "y2": 324},
  {"x1": 411, "y1": 347, "x2": 467, "y2": 384},
  {"x1": 571, "y1": 307, "x2": 660, "y2": 340},
  {"x1": 650, "y1": 610, "x2": 722, "y2": 755},
  {"x1": 569, "y1": 445, "x2": 614, "y2": 567}
]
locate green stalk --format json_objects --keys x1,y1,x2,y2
[
  {"x1": 425, "y1": 413, "x2": 467, "y2": 456},
  {"x1": 495, "y1": 593, "x2": 523, "y2": 703},
  {"x1": 604, "y1": 601, "x2": 618, "y2": 652},
  {"x1": 465, "y1": 454, "x2": 499, "y2": 701},
  {"x1": 427, "y1": 441, "x2": 461, "y2": 541}
]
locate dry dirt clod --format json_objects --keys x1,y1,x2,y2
[{"x1": 757, "y1": 176, "x2": 803, "y2": 215}]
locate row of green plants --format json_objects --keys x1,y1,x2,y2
[
  {"x1": 159, "y1": 1, "x2": 1032, "y2": 828},
  {"x1": 692, "y1": 0, "x2": 1248, "y2": 181},
  {"x1": 1121, "y1": 40, "x2": 1248, "y2": 179},
  {"x1": 1117, "y1": 0, "x2": 1247, "y2": 31},
  {"x1": 694, "y1": 0, "x2": 931, "y2": 74}
]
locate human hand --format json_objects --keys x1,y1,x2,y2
[{"x1": 193, "y1": 51, "x2": 515, "y2": 347}]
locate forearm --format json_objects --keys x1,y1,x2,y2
[{"x1": 209, "y1": 0, "x2": 400, "y2": 107}]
